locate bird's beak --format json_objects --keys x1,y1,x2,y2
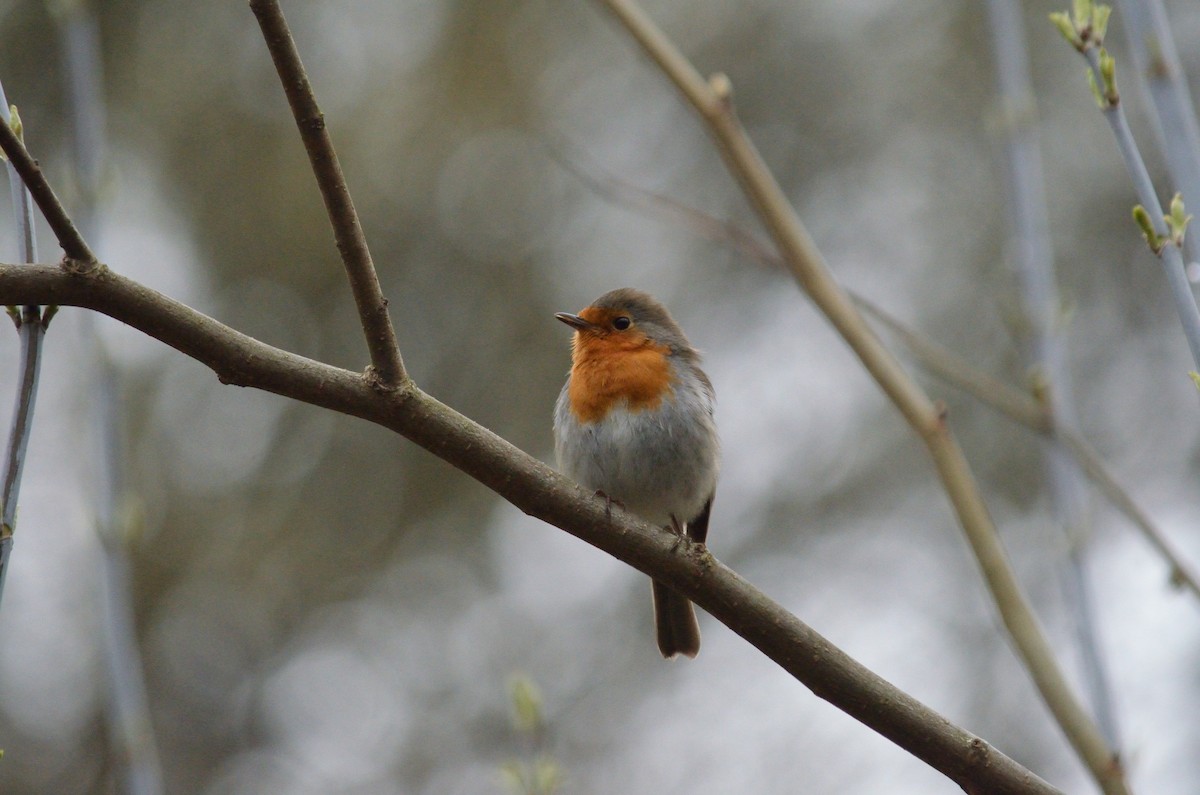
[{"x1": 555, "y1": 312, "x2": 601, "y2": 333}]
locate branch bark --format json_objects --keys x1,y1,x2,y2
[{"x1": 0, "y1": 260, "x2": 1061, "y2": 795}]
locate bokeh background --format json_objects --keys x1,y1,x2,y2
[{"x1": 0, "y1": 0, "x2": 1199, "y2": 793}]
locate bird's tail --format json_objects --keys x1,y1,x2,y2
[{"x1": 652, "y1": 579, "x2": 700, "y2": 659}]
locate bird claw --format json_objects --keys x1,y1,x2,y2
[
  {"x1": 595, "y1": 490, "x2": 625, "y2": 522},
  {"x1": 667, "y1": 514, "x2": 685, "y2": 551}
]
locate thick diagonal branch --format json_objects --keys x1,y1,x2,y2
[{"x1": 0, "y1": 260, "x2": 1061, "y2": 795}]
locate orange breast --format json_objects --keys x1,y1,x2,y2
[{"x1": 567, "y1": 335, "x2": 674, "y2": 424}]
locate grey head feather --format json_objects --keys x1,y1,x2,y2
[{"x1": 590, "y1": 288, "x2": 700, "y2": 365}]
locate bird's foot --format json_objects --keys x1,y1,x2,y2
[
  {"x1": 595, "y1": 490, "x2": 625, "y2": 523},
  {"x1": 667, "y1": 514, "x2": 685, "y2": 551}
]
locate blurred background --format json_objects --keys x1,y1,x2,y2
[{"x1": 0, "y1": 0, "x2": 1198, "y2": 792}]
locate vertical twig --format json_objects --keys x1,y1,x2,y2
[
  {"x1": 596, "y1": 1, "x2": 1129, "y2": 792},
  {"x1": 55, "y1": 2, "x2": 165, "y2": 791},
  {"x1": 247, "y1": 0, "x2": 406, "y2": 387},
  {"x1": 0, "y1": 81, "x2": 46, "y2": 615},
  {"x1": 985, "y1": 0, "x2": 1120, "y2": 747}
]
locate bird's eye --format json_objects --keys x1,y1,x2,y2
[{"x1": 612, "y1": 316, "x2": 632, "y2": 330}]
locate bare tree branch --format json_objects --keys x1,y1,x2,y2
[
  {"x1": 0, "y1": 116, "x2": 93, "y2": 265},
  {"x1": 247, "y1": 0, "x2": 406, "y2": 387},
  {"x1": 0, "y1": 88, "x2": 48, "y2": 624},
  {"x1": 593, "y1": 1, "x2": 1129, "y2": 792},
  {"x1": 0, "y1": 258, "x2": 1062, "y2": 794}
]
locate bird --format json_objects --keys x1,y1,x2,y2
[{"x1": 553, "y1": 288, "x2": 719, "y2": 659}]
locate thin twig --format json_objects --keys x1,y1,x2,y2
[
  {"x1": 542, "y1": 133, "x2": 778, "y2": 266},
  {"x1": 0, "y1": 113, "x2": 94, "y2": 265},
  {"x1": 856, "y1": 300, "x2": 1050, "y2": 430},
  {"x1": 986, "y1": 0, "x2": 1120, "y2": 746},
  {"x1": 1055, "y1": 6, "x2": 1200, "y2": 372},
  {"x1": 0, "y1": 310, "x2": 43, "y2": 531},
  {"x1": 0, "y1": 259, "x2": 1062, "y2": 795},
  {"x1": 1099, "y1": 83, "x2": 1200, "y2": 367},
  {"x1": 0, "y1": 82, "x2": 47, "y2": 619},
  {"x1": 55, "y1": 1, "x2": 165, "y2": 790},
  {"x1": 247, "y1": 0, "x2": 406, "y2": 387},
  {"x1": 860, "y1": 297, "x2": 1200, "y2": 602},
  {"x1": 595, "y1": 1, "x2": 1127, "y2": 791},
  {"x1": 1114, "y1": 0, "x2": 1200, "y2": 268}
]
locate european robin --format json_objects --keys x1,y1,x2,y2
[{"x1": 553, "y1": 288, "x2": 719, "y2": 659}]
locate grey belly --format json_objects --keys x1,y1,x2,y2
[{"x1": 555, "y1": 397, "x2": 715, "y2": 527}]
